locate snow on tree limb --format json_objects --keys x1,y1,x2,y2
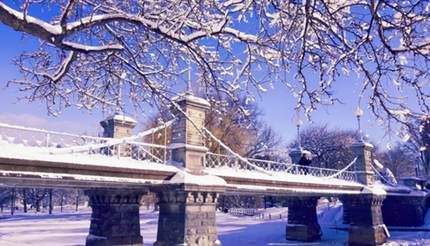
[
  {"x1": 0, "y1": 0, "x2": 429, "y2": 123},
  {"x1": 0, "y1": 2, "x2": 123, "y2": 53}
]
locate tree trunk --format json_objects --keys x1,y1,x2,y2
[
  {"x1": 23, "y1": 189, "x2": 27, "y2": 213},
  {"x1": 10, "y1": 188, "x2": 15, "y2": 216},
  {"x1": 60, "y1": 192, "x2": 64, "y2": 213},
  {"x1": 75, "y1": 190, "x2": 79, "y2": 212},
  {"x1": 264, "y1": 196, "x2": 267, "y2": 209},
  {"x1": 48, "y1": 189, "x2": 53, "y2": 214},
  {"x1": 36, "y1": 199, "x2": 41, "y2": 212}
]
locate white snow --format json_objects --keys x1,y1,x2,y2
[
  {"x1": 171, "y1": 94, "x2": 211, "y2": 107},
  {"x1": 0, "y1": 143, "x2": 178, "y2": 173},
  {"x1": 0, "y1": 169, "x2": 165, "y2": 185},
  {"x1": 103, "y1": 114, "x2": 137, "y2": 124},
  {"x1": 167, "y1": 143, "x2": 208, "y2": 152},
  {"x1": 361, "y1": 185, "x2": 387, "y2": 196},
  {"x1": 205, "y1": 166, "x2": 361, "y2": 187},
  {"x1": 167, "y1": 170, "x2": 227, "y2": 186}
]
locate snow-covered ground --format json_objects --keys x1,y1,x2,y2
[{"x1": 1, "y1": 201, "x2": 430, "y2": 246}]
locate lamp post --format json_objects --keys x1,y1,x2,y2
[
  {"x1": 296, "y1": 117, "x2": 303, "y2": 150},
  {"x1": 116, "y1": 71, "x2": 126, "y2": 114},
  {"x1": 289, "y1": 115, "x2": 304, "y2": 164},
  {"x1": 355, "y1": 106, "x2": 364, "y2": 141},
  {"x1": 186, "y1": 56, "x2": 193, "y2": 96}
]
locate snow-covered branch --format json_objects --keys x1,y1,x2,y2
[{"x1": 0, "y1": 0, "x2": 429, "y2": 123}]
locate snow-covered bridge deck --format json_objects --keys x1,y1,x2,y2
[{"x1": 0, "y1": 137, "x2": 363, "y2": 196}]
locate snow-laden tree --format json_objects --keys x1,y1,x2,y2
[
  {"x1": 1, "y1": 0, "x2": 430, "y2": 120},
  {"x1": 378, "y1": 143, "x2": 416, "y2": 178}
]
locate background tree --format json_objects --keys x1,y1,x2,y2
[
  {"x1": 0, "y1": 187, "x2": 88, "y2": 214},
  {"x1": 377, "y1": 143, "x2": 416, "y2": 178},
  {"x1": 0, "y1": 1, "x2": 429, "y2": 123},
  {"x1": 26, "y1": 188, "x2": 49, "y2": 212},
  {"x1": 205, "y1": 98, "x2": 281, "y2": 158},
  {"x1": 145, "y1": 96, "x2": 281, "y2": 158},
  {"x1": 401, "y1": 116, "x2": 430, "y2": 178},
  {"x1": 289, "y1": 125, "x2": 359, "y2": 169}
]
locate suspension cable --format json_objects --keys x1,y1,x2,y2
[{"x1": 323, "y1": 157, "x2": 358, "y2": 180}]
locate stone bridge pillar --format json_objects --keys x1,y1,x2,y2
[
  {"x1": 351, "y1": 141, "x2": 375, "y2": 185},
  {"x1": 342, "y1": 194, "x2": 388, "y2": 246},
  {"x1": 85, "y1": 189, "x2": 145, "y2": 246},
  {"x1": 342, "y1": 140, "x2": 388, "y2": 246},
  {"x1": 154, "y1": 184, "x2": 224, "y2": 246},
  {"x1": 285, "y1": 196, "x2": 321, "y2": 242},
  {"x1": 288, "y1": 148, "x2": 303, "y2": 164},
  {"x1": 155, "y1": 94, "x2": 225, "y2": 246},
  {"x1": 85, "y1": 114, "x2": 144, "y2": 246}
]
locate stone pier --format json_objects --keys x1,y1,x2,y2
[
  {"x1": 285, "y1": 196, "x2": 321, "y2": 242},
  {"x1": 154, "y1": 183, "x2": 223, "y2": 246},
  {"x1": 85, "y1": 189, "x2": 145, "y2": 246},
  {"x1": 342, "y1": 194, "x2": 388, "y2": 246},
  {"x1": 344, "y1": 140, "x2": 388, "y2": 246}
]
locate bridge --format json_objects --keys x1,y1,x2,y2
[{"x1": 0, "y1": 94, "x2": 418, "y2": 246}]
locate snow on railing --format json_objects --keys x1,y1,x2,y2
[
  {"x1": 0, "y1": 122, "x2": 107, "y2": 148},
  {"x1": 0, "y1": 121, "x2": 357, "y2": 182},
  {"x1": 0, "y1": 122, "x2": 170, "y2": 164},
  {"x1": 371, "y1": 159, "x2": 398, "y2": 186},
  {"x1": 205, "y1": 152, "x2": 358, "y2": 182},
  {"x1": 228, "y1": 207, "x2": 257, "y2": 217}
]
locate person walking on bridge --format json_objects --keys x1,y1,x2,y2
[{"x1": 298, "y1": 151, "x2": 312, "y2": 175}]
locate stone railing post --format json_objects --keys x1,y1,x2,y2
[
  {"x1": 351, "y1": 140, "x2": 374, "y2": 185},
  {"x1": 169, "y1": 95, "x2": 210, "y2": 174},
  {"x1": 289, "y1": 148, "x2": 302, "y2": 164},
  {"x1": 100, "y1": 113, "x2": 137, "y2": 157}
]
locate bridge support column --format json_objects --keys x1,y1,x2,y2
[
  {"x1": 285, "y1": 196, "x2": 321, "y2": 242},
  {"x1": 85, "y1": 189, "x2": 144, "y2": 246},
  {"x1": 342, "y1": 194, "x2": 388, "y2": 246},
  {"x1": 154, "y1": 184, "x2": 224, "y2": 246},
  {"x1": 382, "y1": 193, "x2": 428, "y2": 226}
]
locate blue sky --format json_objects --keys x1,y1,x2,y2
[{"x1": 0, "y1": 10, "x2": 405, "y2": 148}]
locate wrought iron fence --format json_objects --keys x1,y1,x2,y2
[
  {"x1": 0, "y1": 123, "x2": 169, "y2": 164},
  {"x1": 0, "y1": 122, "x2": 357, "y2": 181},
  {"x1": 205, "y1": 152, "x2": 357, "y2": 182}
]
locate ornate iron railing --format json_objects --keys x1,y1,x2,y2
[
  {"x1": 205, "y1": 152, "x2": 357, "y2": 182},
  {"x1": 0, "y1": 123, "x2": 169, "y2": 164},
  {"x1": 0, "y1": 122, "x2": 357, "y2": 182}
]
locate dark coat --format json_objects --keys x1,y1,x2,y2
[{"x1": 298, "y1": 156, "x2": 312, "y2": 166}]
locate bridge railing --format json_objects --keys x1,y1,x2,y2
[
  {"x1": 0, "y1": 123, "x2": 170, "y2": 164},
  {"x1": 0, "y1": 123, "x2": 107, "y2": 148},
  {"x1": 205, "y1": 152, "x2": 357, "y2": 182},
  {"x1": 0, "y1": 122, "x2": 356, "y2": 181}
]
